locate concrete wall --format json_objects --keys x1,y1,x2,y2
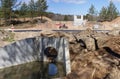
[
  {"x1": 0, "y1": 38, "x2": 38, "y2": 69},
  {"x1": 74, "y1": 15, "x2": 86, "y2": 26},
  {"x1": 39, "y1": 37, "x2": 65, "y2": 61},
  {"x1": 0, "y1": 37, "x2": 71, "y2": 75},
  {"x1": 38, "y1": 37, "x2": 71, "y2": 74}
]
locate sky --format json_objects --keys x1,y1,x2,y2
[{"x1": 19, "y1": 0, "x2": 120, "y2": 15}]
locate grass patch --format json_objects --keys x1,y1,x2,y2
[{"x1": 2, "y1": 33, "x2": 15, "y2": 42}]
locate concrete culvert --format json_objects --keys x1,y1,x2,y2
[{"x1": 44, "y1": 47, "x2": 58, "y2": 62}]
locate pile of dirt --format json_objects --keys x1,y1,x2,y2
[
  {"x1": 40, "y1": 30, "x2": 75, "y2": 43},
  {"x1": 74, "y1": 28, "x2": 109, "y2": 39},
  {"x1": 111, "y1": 17, "x2": 120, "y2": 24},
  {"x1": 102, "y1": 37, "x2": 120, "y2": 54},
  {"x1": 101, "y1": 17, "x2": 120, "y2": 30},
  {"x1": 63, "y1": 29, "x2": 120, "y2": 79},
  {"x1": 14, "y1": 32, "x2": 39, "y2": 41},
  {"x1": 66, "y1": 47, "x2": 120, "y2": 79}
]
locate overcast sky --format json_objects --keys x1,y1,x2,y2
[{"x1": 18, "y1": 0, "x2": 120, "y2": 15}]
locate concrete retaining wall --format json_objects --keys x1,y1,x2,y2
[
  {"x1": 0, "y1": 38, "x2": 38, "y2": 69},
  {"x1": 38, "y1": 37, "x2": 71, "y2": 74},
  {"x1": 0, "y1": 37, "x2": 71, "y2": 75}
]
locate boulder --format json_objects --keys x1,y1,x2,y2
[
  {"x1": 84, "y1": 37, "x2": 96, "y2": 51},
  {"x1": 80, "y1": 37, "x2": 96, "y2": 51}
]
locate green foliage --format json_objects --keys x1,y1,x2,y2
[
  {"x1": 88, "y1": 4, "x2": 97, "y2": 21},
  {"x1": 2, "y1": 32, "x2": 15, "y2": 42},
  {"x1": 0, "y1": 0, "x2": 20, "y2": 25},
  {"x1": 106, "y1": 1, "x2": 119, "y2": 21},
  {"x1": 99, "y1": 1, "x2": 119, "y2": 21},
  {"x1": 99, "y1": 7, "x2": 108, "y2": 22},
  {"x1": 19, "y1": 2, "x2": 28, "y2": 17},
  {"x1": 64, "y1": 15, "x2": 68, "y2": 21},
  {"x1": 88, "y1": 5, "x2": 95, "y2": 15},
  {"x1": 0, "y1": 0, "x2": 48, "y2": 25},
  {"x1": 36, "y1": 0, "x2": 48, "y2": 20},
  {"x1": 28, "y1": 0, "x2": 36, "y2": 19},
  {"x1": 19, "y1": 2, "x2": 28, "y2": 21},
  {"x1": 0, "y1": 7, "x2": 3, "y2": 18}
]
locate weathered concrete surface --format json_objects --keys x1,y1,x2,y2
[
  {"x1": 0, "y1": 37, "x2": 71, "y2": 75},
  {"x1": 0, "y1": 38, "x2": 37, "y2": 69},
  {"x1": 38, "y1": 37, "x2": 71, "y2": 74}
]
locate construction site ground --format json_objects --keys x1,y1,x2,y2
[{"x1": 0, "y1": 17, "x2": 120, "y2": 79}]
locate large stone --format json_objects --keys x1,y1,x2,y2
[{"x1": 85, "y1": 37, "x2": 96, "y2": 51}]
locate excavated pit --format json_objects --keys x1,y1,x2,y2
[
  {"x1": 39, "y1": 29, "x2": 120, "y2": 79},
  {"x1": 0, "y1": 37, "x2": 71, "y2": 79},
  {"x1": 0, "y1": 29, "x2": 120, "y2": 79}
]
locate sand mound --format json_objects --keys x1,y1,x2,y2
[{"x1": 111, "y1": 17, "x2": 120, "y2": 24}]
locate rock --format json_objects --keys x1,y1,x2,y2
[
  {"x1": 40, "y1": 30, "x2": 58, "y2": 37},
  {"x1": 81, "y1": 37, "x2": 96, "y2": 51},
  {"x1": 84, "y1": 37, "x2": 96, "y2": 51},
  {"x1": 69, "y1": 43, "x2": 83, "y2": 53}
]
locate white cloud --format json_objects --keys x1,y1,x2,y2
[
  {"x1": 109, "y1": 0, "x2": 120, "y2": 2},
  {"x1": 21, "y1": 0, "x2": 37, "y2": 4},
  {"x1": 52, "y1": 0, "x2": 86, "y2": 4}
]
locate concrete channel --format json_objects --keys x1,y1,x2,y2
[{"x1": 0, "y1": 37, "x2": 71, "y2": 78}]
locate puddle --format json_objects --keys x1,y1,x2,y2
[
  {"x1": 41, "y1": 62, "x2": 65, "y2": 79},
  {"x1": 0, "y1": 61, "x2": 65, "y2": 79},
  {"x1": 48, "y1": 63, "x2": 58, "y2": 76}
]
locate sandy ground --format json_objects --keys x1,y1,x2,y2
[
  {"x1": 1, "y1": 16, "x2": 120, "y2": 48},
  {"x1": 2, "y1": 16, "x2": 119, "y2": 31}
]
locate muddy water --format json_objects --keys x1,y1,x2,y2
[{"x1": 0, "y1": 61, "x2": 65, "y2": 79}]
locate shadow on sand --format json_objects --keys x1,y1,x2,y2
[{"x1": 103, "y1": 47, "x2": 120, "y2": 58}]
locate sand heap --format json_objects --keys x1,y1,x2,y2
[{"x1": 102, "y1": 17, "x2": 120, "y2": 30}]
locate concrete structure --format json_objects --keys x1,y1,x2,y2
[
  {"x1": 74, "y1": 15, "x2": 87, "y2": 26},
  {"x1": 0, "y1": 38, "x2": 37, "y2": 68},
  {"x1": 0, "y1": 37, "x2": 71, "y2": 75}
]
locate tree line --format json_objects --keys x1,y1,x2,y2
[
  {"x1": 87, "y1": 1, "x2": 119, "y2": 22},
  {"x1": 0, "y1": 0, "x2": 119, "y2": 26},
  {"x1": 0, "y1": 0, "x2": 48, "y2": 25}
]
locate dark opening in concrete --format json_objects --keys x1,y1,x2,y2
[{"x1": 44, "y1": 47, "x2": 58, "y2": 62}]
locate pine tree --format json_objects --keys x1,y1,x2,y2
[
  {"x1": 28, "y1": 0, "x2": 36, "y2": 19},
  {"x1": 19, "y1": 2, "x2": 28, "y2": 21},
  {"x1": 89, "y1": 5, "x2": 95, "y2": 16},
  {"x1": 64, "y1": 15, "x2": 68, "y2": 21},
  {"x1": 107, "y1": 1, "x2": 119, "y2": 21},
  {"x1": 88, "y1": 4, "x2": 97, "y2": 21},
  {"x1": 36, "y1": 0, "x2": 48, "y2": 20},
  {"x1": 99, "y1": 7, "x2": 107, "y2": 21},
  {"x1": 0, "y1": 0, "x2": 18, "y2": 24}
]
